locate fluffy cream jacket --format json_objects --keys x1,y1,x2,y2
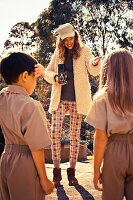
[{"x1": 44, "y1": 46, "x2": 101, "y2": 115}]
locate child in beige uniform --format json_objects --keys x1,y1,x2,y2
[
  {"x1": 0, "y1": 52, "x2": 54, "y2": 200},
  {"x1": 85, "y1": 49, "x2": 133, "y2": 200}
]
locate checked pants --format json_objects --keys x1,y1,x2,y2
[{"x1": 51, "y1": 101, "x2": 82, "y2": 168}]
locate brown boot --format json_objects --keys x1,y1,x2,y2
[
  {"x1": 67, "y1": 167, "x2": 79, "y2": 186},
  {"x1": 53, "y1": 168, "x2": 62, "y2": 187}
]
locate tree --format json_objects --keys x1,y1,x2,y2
[
  {"x1": 78, "y1": 0, "x2": 133, "y2": 55},
  {"x1": 36, "y1": 0, "x2": 133, "y2": 63},
  {"x1": 3, "y1": 22, "x2": 39, "y2": 54}
]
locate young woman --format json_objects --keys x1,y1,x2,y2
[
  {"x1": 35, "y1": 23, "x2": 101, "y2": 187},
  {"x1": 86, "y1": 49, "x2": 133, "y2": 200}
]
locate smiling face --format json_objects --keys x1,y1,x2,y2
[{"x1": 63, "y1": 36, "x2": 75, "y2": 49}]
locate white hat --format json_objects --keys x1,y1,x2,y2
[{"x1": 57, "y1": 23, "x2": 75, "y2": 40}]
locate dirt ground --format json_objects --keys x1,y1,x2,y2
[{"x1": 45, "y1": 156, "x2": 102, "y2": 200}]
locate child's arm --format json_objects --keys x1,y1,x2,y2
[
  {"x1": 93, "y1": 128, "x2": 108, "y2": 191},
  {"x1": 31, "y1": 149, "x2": 54, "y2": 195}
]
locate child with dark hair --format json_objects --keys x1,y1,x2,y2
[
  {"x1": 0, "y1": 52, "x2": 54, "y2": 200},
  {"x1": 85, "y1": 49, "x2": 133, "y2": 200}
]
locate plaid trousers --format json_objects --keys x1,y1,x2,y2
[{"x1": 51, "y1": 101, "x2": 82, "y2": 167}]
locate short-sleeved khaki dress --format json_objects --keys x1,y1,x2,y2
[{"x1": 85, "y1": 89, "x2": 133, "y2": 200}]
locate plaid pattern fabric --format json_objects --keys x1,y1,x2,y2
[{"x1": 51, "y1": 101, "x2": 82, "y2": 167}]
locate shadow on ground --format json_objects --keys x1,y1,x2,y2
[
  {"x1": 57, "y1": 185, "x2": 69, "y2": 200},
  {"x1": 74, "y1": 185, "x2": 95, "y2": 200},
  {"x1": 56, "y1": 185, "x2": 95, "y2": 200}
]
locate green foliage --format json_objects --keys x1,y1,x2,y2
[
  {"x1": 33, "y1": 77, "x2": 51, "y2": 120},
  {"x1": 0, "y1": 76, "x2": 7, "y2": 90},
  {"x1": 36, "y1": 0, "x2": 132, "y2": 60},
  {"x1": 3, "y1": 22, "x2": 39, "y2": 54},
  {"x1": 79, "y1": 0, "x2": 133, "y2": 55}
]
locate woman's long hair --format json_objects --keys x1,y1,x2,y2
[
  {"x1": 99, "y1": 49, "x2": 133, "y2": 119},
  {"x1": 56, "y1": 30, "x2": 84, "y2": 60}
]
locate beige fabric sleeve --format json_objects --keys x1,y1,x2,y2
[
  {"x1": 22, "y1": 101, "x2": 51, "y2": 151},
  {"x1": 85, "y1": 97, "x2": 107, "y2": 132},
  {"x1": 85, "y1": 46, "x2": 101, "y2": 76},
  {"x1": 44, "y1": 50, "x2": 58, "y2": 84}
]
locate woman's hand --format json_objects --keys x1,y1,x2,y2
[
  {"x1": 91, "y1": 56, "x2": 103, "y2": 66},
  {"x1": 34, "y1": 64, "x2": 45, "y2": 78},
  {"x1": 54, "y1": 75, "x2": 67, "y2": 85}
]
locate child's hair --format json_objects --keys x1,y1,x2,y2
[
  {"x1": 99, "y1": 49, "x2": 133, "y2": 119},
  {"x1": 56, "y1": 30, "x2": 84, "y2": 60},
  {"x1": 0, "y1": 52, "x2": 38, "y2": 84}
]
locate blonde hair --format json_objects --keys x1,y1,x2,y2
[
  {"x1": 99, "y1": 49, "x2": 133, "y2": 119},
  {"x1": 56, "y1": 30, "x2": 84, "y2": 60}
]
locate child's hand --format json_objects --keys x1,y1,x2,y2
[
  {"x1": 93, "y1": 171, "x2": 103, "y2": 191},
  {"x1": 40, "y1": 178, "x2": 55, "y2": 195},
  {"x1": 91, "y1": 56, "x2": 102, "y2": 66},
  {"x1": 34, "y1": 64, "x2": 45, "y2": 78}
]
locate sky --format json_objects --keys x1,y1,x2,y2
[{"x1": 0, "y1": 0, "x2": 50, "y2": 55}]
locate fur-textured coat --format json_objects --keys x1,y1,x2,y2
[{"x1": 44, "y1": 46, "x2": 101, "y2": 115}]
